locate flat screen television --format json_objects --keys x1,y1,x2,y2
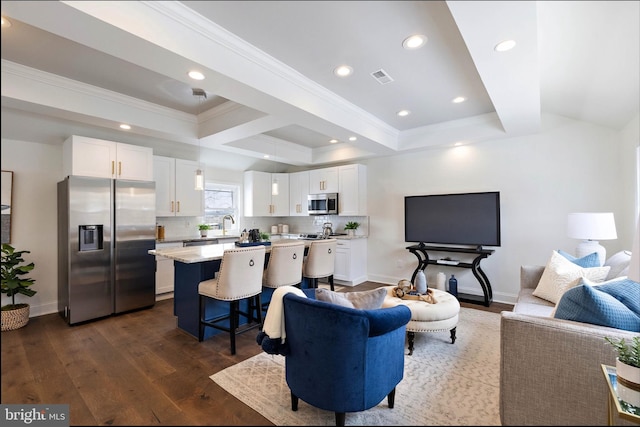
[{"x1": 404, "y1": 191, "x2": 501, "y2": 248}]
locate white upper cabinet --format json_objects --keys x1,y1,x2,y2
[
  {"x1": 309, "y1": 167, "x2": 339, "y2": 194},
  {"x1": 338, "y1": 164, "x2": 367, "y2": 216},
  {"x1": 289, "y1": 170, "x2": 310, "y2": 216},
  {"x1": 63, "y1": 135, "x2": 153, "y2": 181},
  {"x1": 244, "y1": 170, "x2": 290, "y2": 217},
  {"x1": 154, "y1": 156, "x2": 203, "y2": 217}
]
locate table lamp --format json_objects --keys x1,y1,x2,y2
[{"x1": 567, "y1": 212, "x2": 617, "y2": 266}]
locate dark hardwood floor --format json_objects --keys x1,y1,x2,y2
[{"x1": 1, "y1": 281, "x2": 512, "y2": 426}]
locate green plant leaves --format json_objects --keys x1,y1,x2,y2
[{"x1": 1, "y1": 243, "x2": 37, "y2": 307}]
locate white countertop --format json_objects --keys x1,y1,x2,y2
[
  {"x1": 149, "y1": 242, "x2": 237, "y2": 263},
  {"x1": 150, "y1": 236, "x2": 367, "y2": 264},
  {"x1": 156, "y1": 235, "x2": 241, "y2": 244}
]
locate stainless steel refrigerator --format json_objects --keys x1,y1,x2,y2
[{"x1": 58, "y1": 176, "x2": 156, "y2": 325}]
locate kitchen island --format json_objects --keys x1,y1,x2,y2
[{"x1": 149, "y1": 242, "x2": 312, "y2": 340}]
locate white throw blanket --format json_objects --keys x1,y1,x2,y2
[{"x1": 262, "y1": 286, "x2": 307, "y2": 343}]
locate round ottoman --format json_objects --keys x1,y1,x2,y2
[{"x1": 382, "y1": 286, "x2": 460, "y2": 355}]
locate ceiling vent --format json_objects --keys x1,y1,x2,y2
[
  {"x1": 370, "y1": 69, "x2": 394, "y2": 85},
  {"x1": 192, "y1": 88, "x2": 207, "y2": 98}
]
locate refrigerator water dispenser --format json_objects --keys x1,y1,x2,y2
[{"x1": 79, "y1": 225, "x2": 103, "y2": 251}]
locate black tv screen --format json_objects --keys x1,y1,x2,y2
[{"x1": 404, "y1": 191, "x2": 501, "y2": 247}]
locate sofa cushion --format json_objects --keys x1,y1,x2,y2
[
  {"x1": 533, "y1": 250, "x2": 610, "y2": 304},
  {"x1": 553, "y1": 278, "x2": 640, "y2": 332},
  {"x1": 604, "y1": 250, "x2": 632, "y2": 280},
  {"x1": 557, "y1": 250, "x2": 601, "y2": 267},
  {"x1": 315, "y1": 287, "x2": 387, "y2": 310},
  {"x1": 513, "y1": 288, "x2": 556, "y2": 316}
]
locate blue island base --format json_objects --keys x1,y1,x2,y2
[{"x1": 173, "y1": 260, "x2": 312, "y2": 340}]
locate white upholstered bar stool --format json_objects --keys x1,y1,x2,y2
[
  {"x1": 302, "y1": 238, "x2": 337, "y2": 291},
  {"x1": 262, "y1": 241, "x2": 305, "y2": 312},
  {"x1": 198, "y1": 245, "x2": 266, "y2": 355}
]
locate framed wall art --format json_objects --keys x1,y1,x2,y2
[{"x1": 1, "y1": 170, "x2": 13, "y2": 244}]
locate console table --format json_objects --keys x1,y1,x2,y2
[{"x1": 406, "y1": 244, "x2": 495, "y2": 306}]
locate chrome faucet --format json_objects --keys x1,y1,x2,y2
[{"x1": 222, "y1": 215, "x2": 235, "y2": 235}]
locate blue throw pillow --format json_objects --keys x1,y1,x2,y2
[
  {"x1": 597, "y1": 278, "x2": 640, "y2": 317},
  {"x1": 558, "y1": 250, "x2": 601, "y2": 268},
  {"x1": 554, "y1": 278, "x2": 640, "y2": 332}
]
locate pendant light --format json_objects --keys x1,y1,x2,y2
[
  {"x1": 271, "y1": 142, "x2": 279, "y2": 196},
  {"x1": 193, "y1": 88, "x2": 206, "y2": 191}
]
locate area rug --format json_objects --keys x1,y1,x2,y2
[{"x1": 210, "y1": 307, "x2": 501, "y2": 426}]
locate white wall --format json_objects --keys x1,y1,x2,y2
[
  {"x1": 1, "y1": 139, "x2": 62, "y2": 316},
  {"x1": 1, "y1": 113, "x2": 638, "y2": 316},
  {"x1": 364, "y1": 114, "x2": 638, "y2": 303}
]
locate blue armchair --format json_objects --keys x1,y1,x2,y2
[{"x1": 282, "y1": 292, "x2": 411, "y2": 426}]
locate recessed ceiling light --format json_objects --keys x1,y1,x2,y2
[
  {"x1": 1, "y1": 17, "x2": 12, "y2": 28},
  {"x1": 397, "y1": 110, "x2": 411, "y2": 117},
  {"x1": 348, "y1": 136, "x2": 357, "y2": 141},
  {"x1": 188, "y1": 70, "x2": 205, "y2": 80},
  {"x1": 329, "y1": 139, "x2": 339, "y2": 144},
  {"x1": 263, "y1": 154, "x2": 270, "y2": 159},
  {"x1": 119, "y1": 124, "x2": 131, "y2": 130},
  {"x1": 494, "y1": 40, "x2": 516, "y2": 52},
  {"x1": 452, "y1": 96, "x2": 466, "y2": 104},
  {"x1": 333, "y1": 65, "x2": 353, "y2": 77},
  {"x1": 402, "y1": 34, "x2": 427, "y2": 50}
]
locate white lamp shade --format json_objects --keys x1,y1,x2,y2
[
  {"x1": 567, "y1": 212, "x2": 617, "y2": 266},
  {"x1": 567, "y1": 212, "x2": 617, "y2": 240}
]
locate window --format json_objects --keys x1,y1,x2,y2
[{"x1": 203, "y1": 182, "x2": 239, "y2": 232}]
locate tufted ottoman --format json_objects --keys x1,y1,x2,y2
[{"x1": 382, "y1": 286, "x2": 460, "y2": 355}]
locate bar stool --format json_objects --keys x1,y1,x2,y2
[
  {"x1": 262, "y1": 241, "x2": 305, "y2": 312},
  {"x1": 198, "y1": 245, "x2": 266, "y2": 355},
  {"x1": 303, "y1": 238, "x2": 337, "y2": 291}
]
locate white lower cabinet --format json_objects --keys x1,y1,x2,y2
[
  {"x1": 334, "y1": 238, "x2": 367, "y2": 286},
  {"x1": 216, "y1": 237, "x2": 238, "y2": 244},
  {"x1": 155, "y1": 242, "x2": 182, "y2": 295}
]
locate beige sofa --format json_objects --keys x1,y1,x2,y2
[{"x1": 500, "y1": 258, "x2": 638, "y2": 426}]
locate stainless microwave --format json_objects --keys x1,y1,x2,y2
[{"x1": 308, "y1": 193, "x2": 338, "y2": 215}]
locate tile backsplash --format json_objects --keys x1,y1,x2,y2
[{"x1": 156, "y1": 215, "x2": 369, "y2": 240}]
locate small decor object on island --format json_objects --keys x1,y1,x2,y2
[
  {"x1": 414, "y1": 269, "x2": 427, "y2": 294},
  {"x1": 436, "y1": 272, "x2": 446, "y2": 291},
  {"x1": 344, "y1": 221, "x2": 360, "y2": 237},
  {"x1": 605, "y1": 336, "x2": 640, "y2": 409},
  {"x1": 198, "y1": 224, "x2": 210, "y2": 237},
  {"x1": 1, "y1": 243, "x2": 37, "y2": 331},
  {"x1": 448, "y1": 274, "x2": 458, "y2": 297},
  {"x1": 260, "y1": 232, "x2": 270, "y2": 242}
]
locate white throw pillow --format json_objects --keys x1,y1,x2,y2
[
  {"x1": 533, "y1": 250, "x2": 611, "y2": 304},
  {"x1": 604, "y1": 250, "x2": 632, "y2": 280}
]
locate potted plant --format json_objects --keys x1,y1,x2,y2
[
  {"x1": 344, "y1": 221, "x2": 360, "y2": 237},
  {"x1": 1, "y1": 243, "x2": 37, "y2": 331},
  {"x1": 605, "y1": 336, "x2": 640, "y2": 389},
  {"x1": 260, "y1": 232, "x2": 270, "y2": 242},
  {"x1": 198, "y1": 224, "x2": 211, "y2": 237}
]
